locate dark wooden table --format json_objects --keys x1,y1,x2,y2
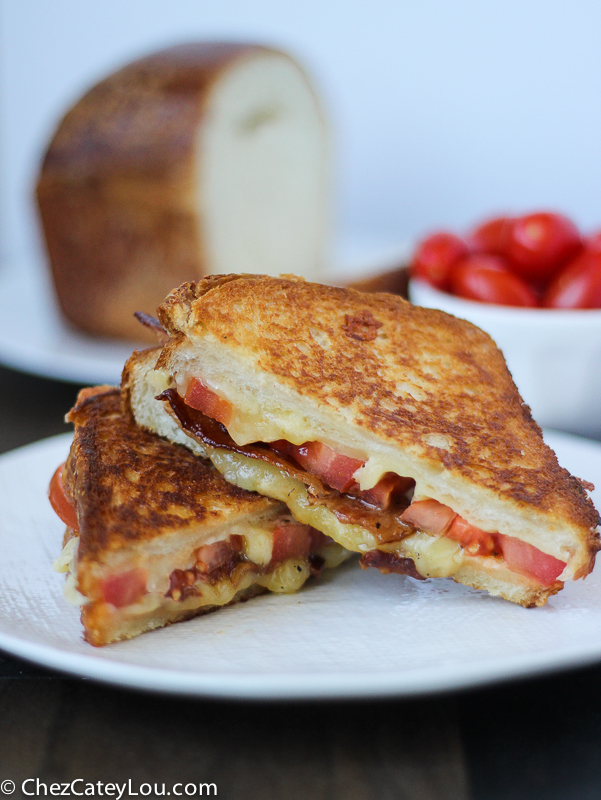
[{"x1": 0, "y1": 364, "x2": 600, "y2": 800}]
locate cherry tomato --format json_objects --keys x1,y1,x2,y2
[
  {"x1": 49, "y1": 463, "x2": 79, "y2": 530},
  {"x1": 504, "y1": 212, "x2": 581, "y2": 282},
  {"x1": 467, "y1": 215, "x2": 512, "y2": 255},
  {"x1": 184, "y1": 378, "x2": 232, "y2": 427},
  {"x1": 585, "y1": 230, "x2": 601, "y2": 253},
  {"x1": 285, "y1": 441, "x2": 364, "y2": 494},
  {"x1": 411, "y1": 232, "x2": 469, "y2": 291},
  {"x1": 542, "y1": 249, "x2": 601, "y2": 309},
  {"x1": 450, "y1": 254, "x2": 538, "y2": 307},
  {"x1": 497, "y1": 535, "x2": 565, "y2": 586},
  {"x1": 272, "y1": 523, "x2": 313, "y2": 562},
  {"x1": 101, "y1": 568, "x2": 148, "y2": 608},
  {"x1": 445, "y1": 515, "x2": 498, "y2": 557}
]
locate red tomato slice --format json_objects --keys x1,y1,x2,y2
[
  {"x1": 272, "y1": 522, "x2": 313, "y2": 562},
  {"x1": 411, "y1": 232, "x2": 469, "y2": 291},
  {"x1": 284, "y1": 441, "x2": 364, "y2": 494},
  {"x1": 360, "y1": 473, "x2": 415, "y2": 509},
  {"x1": 445, "y1": 515, "x2": 498, "y2": 556},
  {"x1": 504, "y1": 212, "x2": 581, "y2": 282},
  {"x1": 184, "y1": 378, "x2": 233, "y2": 427},
  {"x1": 467, "y1": 215, "x2": 512, "y2": 255},
  {"x1": 101, "y1": 568, "x2": 148, "y2": 608},
  {"x1": 542, "y1": 249, "x2": 601, "y2": 309},
  {"x1": 497, "y1": 534, "x2": 565, "y2": 586},
  {"x1": 400, "y1": 499, "x2": 457, "y2": 536},
  {"x1": 450, "y1": 255, "x2": 538, "y2": 307},
  {"x1": 48, "y1": 463, "x2": 79, "y2": 530}
]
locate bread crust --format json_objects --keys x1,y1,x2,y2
[
  {"x1": 65, "y1": 383, "x2": 280, "y2": 565},
  {"x1": 156, "y1": 277, "x2": 601, "y2": 565},
  {"x1": 36, "y1": 43, "x2": 279, "y2": 341}
]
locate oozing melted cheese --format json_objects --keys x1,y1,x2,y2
[
  {"x1": 379, "y1": 532, "x2": 464, "y2": 578},
  {"x1": 54, "y1": 522, "x2": 348, "y2": 611},
  {"x1": 208, "y1": 449, "x2": 379, "y2": 553}
]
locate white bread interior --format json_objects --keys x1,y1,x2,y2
[{"x1": 200, "y1": 52, "x2": 328, "y2": 279}]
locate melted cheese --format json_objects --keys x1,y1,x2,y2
[
  {"x1": 376, "y1": 532, "x2": 463, "y2": 578},
  {"x1": 397, "y1": 532, "x2": 463, "y2": 578},
  {"x1": 209, "y1": 449, "x2": 379, "y2": 553},
  {"x1": 243, "y1": 527, "x2": 273, "y2": 566}
]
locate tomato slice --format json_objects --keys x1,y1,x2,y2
[
  {"x1": 272, "y1": 522, "x2": 313, "y2": 562},
  {"x1": 450, "y1": 254, "x2": 538, "y2": 307},
  {"x1": 411, "y1": 232, "x2": 469, "y2": 291},
  {"x1": 400, "y1": 499, "x2": 457, "y2": 536},
  {"x1": 360, "y1": 473, "x2": 415, "y2": 509},
  {"x1": 101, "y1": 568, "x2": 148, "y2": 608},
  {"x1": 283, "y1": 441, "x2": 364, "y2": 494},
  {"x1": 49, "y1": 463, "x2": 79, "y2": 530},
  {"x1": 445, "y1": 515, "x2": 498, "y2": 556},
  {"x1": 542, "y1": 249, "x2": 601, "y2": 309},
  {"x1": 467, "y1": 215, "x2": 512, "y2": 255},
  {"x1": 497, "y1": 534, "x2": 565, "y2": 586},
  {"x1": 504, "y1": 212, "x2": 581, "y2": 283},
  {"x1": 184, "y1": 378, "x2": 233, "y2": 427}
]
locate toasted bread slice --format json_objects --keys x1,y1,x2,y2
[
  {"x1": 124, "y1": 276, "x2": 600, "y2": 606},
  {"x1": 52, "y1": 385, "x2": 347, "y2": 645}
]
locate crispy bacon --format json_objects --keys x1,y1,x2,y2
[
  {"x1": 359, "y1": 550, "x2": 424, "y2": 580},
  {"x1": 133, "y1": 311, "x2": 169, "y2": 343},
  {"x1": 157, "y1": 389, "x2": 414, "y2": 543}
]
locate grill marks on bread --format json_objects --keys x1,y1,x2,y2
[{"x1": 65, "y1": 387, "x2": 278, "y2": 562}]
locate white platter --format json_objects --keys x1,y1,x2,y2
[{"x1": 0, "y1": 430, "x2": 600, "y2": 699}]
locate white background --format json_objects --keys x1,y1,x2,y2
[{"x1": 1, "y1": 0, "x2": 601, "y2": 267}]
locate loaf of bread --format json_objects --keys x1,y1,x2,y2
[{"x1": 36, "y1": 43, "x2": 329, "y2": 340}]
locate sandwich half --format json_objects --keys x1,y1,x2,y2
[
  {"x1": 124, "y1": 276, "x2": 600, "y2": 608},
  {"x1": 50, "y1": 384, "x2": 347, "y2": 645}
]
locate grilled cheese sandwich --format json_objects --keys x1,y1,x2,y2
[
  {"x1": 124, "y1": 275, "x2": 600, "y2": 607},
  {"x1": 51, "y1": 385, "x2": 347, "y2": 645}
]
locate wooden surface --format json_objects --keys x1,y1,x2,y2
[{"x1": 0, "y1": 362, "x2": 600, "y2": 800}]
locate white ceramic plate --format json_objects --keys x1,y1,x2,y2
[
  {"x1": 0, "y1": 238, "x2": 408, "y2": 386},
  {"x1": 0, "y1": 430, "x2": 600, "y2": 699}
]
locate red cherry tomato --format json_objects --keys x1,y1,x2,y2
[
  {"x1": 467, "y1": 215, "x2": 512, "y2": 255},
  {"x1": 450, "y1": 254, "x2": 538, "y2": 307},
  {"x1": 497, "y1": 535, "x2": 565, "y2": 586},
  {"x1": 184, "y1": 378, "x2": 232, "y2": 427},
  {"x1": 49, "y1": 463, "x2": 79, "y2": 530},
  {"x1": 585, "y1": 230, "x2": 601, "y2": 253},
  {"x1": 504, "y1": 212, "x2": 581, "y2": 282},
  {"x1": 542, "y1": 249, "x2": 601, "y2": 309},
  {"x1": 411, "y1": 232, "x2": 469, "y2": 290}
]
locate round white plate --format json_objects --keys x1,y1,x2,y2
[
  {"x1": 0, "y1": 238, "x2": 408, "y2": 386},
  {"x1": 0, "y1": 431, "x2": 600, "y2": 699}
]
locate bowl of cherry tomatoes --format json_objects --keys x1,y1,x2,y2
[{"x1": 408, "y1": 212, "x2": 601, "y2": 438}]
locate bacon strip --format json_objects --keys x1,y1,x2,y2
[
  {"x1": 156, "y1": 389, "x2": 414, "y2": 543},
  {"x1": 359, "y1": 550, "x2": 424, "y2": 580},
  {"x1": 134, "y1": 311, "x2": 169, "y2": 343}
]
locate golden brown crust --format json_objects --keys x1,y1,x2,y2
[
  {"x1": 81, "y1": 583, "x2": 267, "y2": 647},
  {"x1": 64, "y1": 384, "x2": 280, "y2": 564},
  {"x1": 36, "y1": 43, "x2": 275, "y2": 341},
  {"x1": 157, "y1": 276, "x2": 600, "y2": 550}
]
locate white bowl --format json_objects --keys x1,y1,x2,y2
[{"x1": 409, "y1": 278, "x2": 601, "y2": 439}]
